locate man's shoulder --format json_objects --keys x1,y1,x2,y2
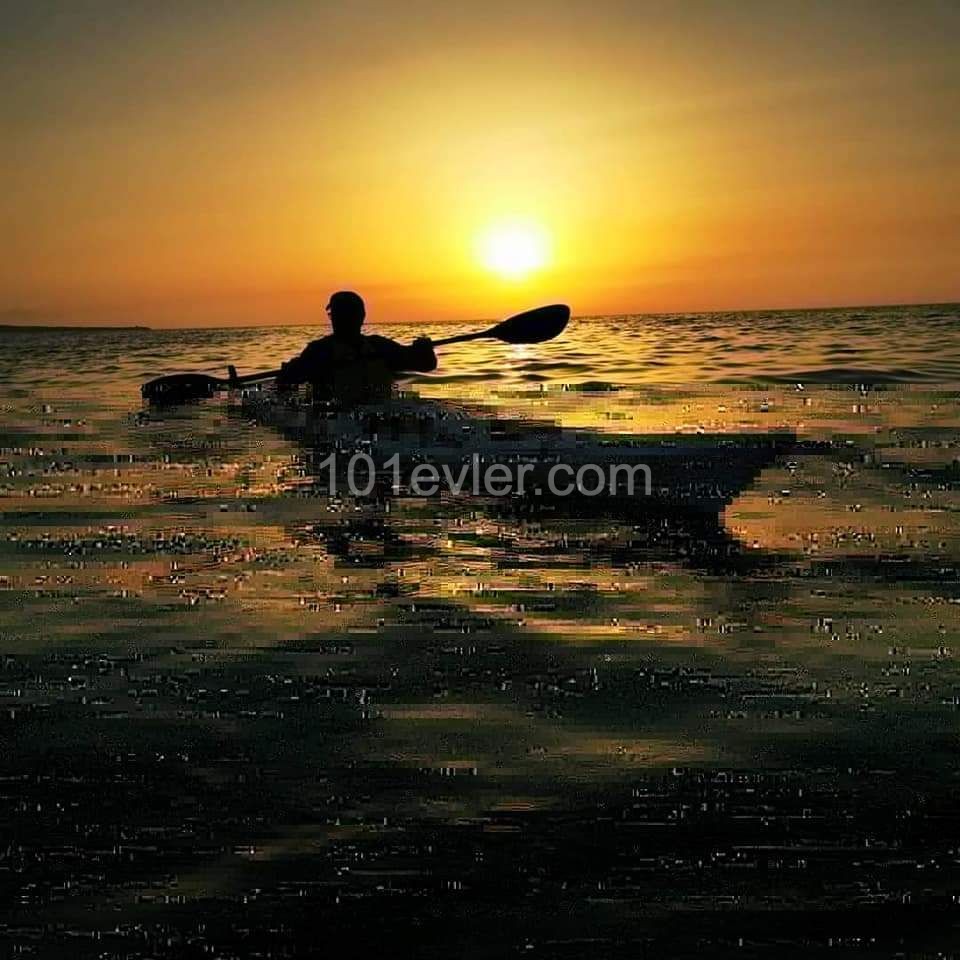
[
  {"x1": 301, "y1": 334, "x2": 336, "y2": 354},
  {"x1": 362, "y1": 334, "x2": 407, "y2": 356}
]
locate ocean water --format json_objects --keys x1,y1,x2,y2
[{"x1": 3, "y1": 304, "x2": 960, "y2": 956}]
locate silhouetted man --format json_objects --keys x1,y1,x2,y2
[{"x1": 276, "y1": 291, "x2": 436, "y2": 401}]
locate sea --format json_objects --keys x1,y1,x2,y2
[{"x1": 3, "y1": 304, "x2": 960, "y2": 957}]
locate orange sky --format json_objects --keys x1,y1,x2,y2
[{"x1": 2, "y1": 1, "x2": 958, "y2": 326}]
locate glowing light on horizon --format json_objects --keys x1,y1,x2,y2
[{"x1": 479, "y1": 222, "x2": 549, "y2": 279}]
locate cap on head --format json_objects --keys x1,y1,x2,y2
[{"x1": 327, "y1": 290, "x2": 365, "y2": 337}]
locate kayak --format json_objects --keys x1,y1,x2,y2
[{"x1": 235, "y1": 386, "x2": 796, "y2": 518}]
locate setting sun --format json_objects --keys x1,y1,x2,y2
[
  {"x1": 479, "y1": 223, "x2": 549, "y2": 280},
  {"x1": 1, "y1": 2, "x2": 957, "y2": 325}
]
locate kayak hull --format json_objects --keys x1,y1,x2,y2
[{"x1": 237, "y1": 389, "x2": 795, "y2": 517}]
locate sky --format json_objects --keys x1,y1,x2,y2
[{"x1": 2, "y1": 0, "x2": 959, "y2": 326}]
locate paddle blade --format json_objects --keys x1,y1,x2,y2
[
  {"x1": 142, "y1": 373, "x2": 224, "y2": 404},
  {"x1": 492, "y1": 303, "x2": 570, "y2": 344}
]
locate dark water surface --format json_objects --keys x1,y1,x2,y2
[{"x1": 3, "y1": 305, "x2": 960, "y2": 956}]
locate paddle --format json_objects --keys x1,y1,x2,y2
[
  {"x1": 431, "y1": 303, "x2": 570, "y2": 346},
  {"x1": 141, "y1": 365, "x2": 282, "y2": 404},
  {"x1": 141, "y1": 303, "x2": 570, "y2": 404}
]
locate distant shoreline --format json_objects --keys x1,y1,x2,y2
[{"x1": 0, "y1": 324, "x2": 151, "y2": 331}]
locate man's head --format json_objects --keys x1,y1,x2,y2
[{"x1": 327, "y1": 291, "x2": 365, "y2": 338}]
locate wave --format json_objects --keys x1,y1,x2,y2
[{"x1": 758, "y1": 367, "x2": 937, "y2": 384}]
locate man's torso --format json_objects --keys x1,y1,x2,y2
[{"x1": 290, "y1": 334, "x2": 414, "y2": 401}]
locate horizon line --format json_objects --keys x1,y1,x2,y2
[{"x1": 2, "y1": 298, "x2": 958, "y2": 331}]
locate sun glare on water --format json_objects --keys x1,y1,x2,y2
[{"x1": 479, "y1": 223, "x2": 549, "y2": 279}]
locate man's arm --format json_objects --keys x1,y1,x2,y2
[
  {"x1": 275, "y1": 339, "x2": 327, "y2": 389},
  {"x1": 374, "y1": 336, "x2": 438, "y2": 373}
]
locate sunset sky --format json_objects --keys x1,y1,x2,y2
[{"x1": 3, "y1": 0, "x2": 958, "y2": 326}]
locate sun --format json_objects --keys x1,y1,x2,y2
[{"x1": 479, "y1": 222, "x2": 549, "y2": 279}]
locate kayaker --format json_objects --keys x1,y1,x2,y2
[{"x1": 276, "y1": 291, "x2": 437, "y2": 401}]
